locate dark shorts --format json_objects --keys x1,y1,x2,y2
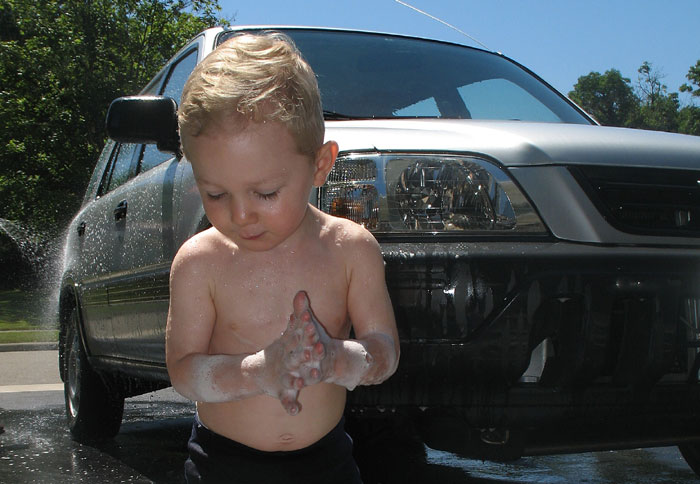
[{"x1": 184, "y1": 413, "x2": 363, "y2": 484}]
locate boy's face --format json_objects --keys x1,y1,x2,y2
[{"x1": 183, "y1": 120, "x2": 335, "y2": 252}]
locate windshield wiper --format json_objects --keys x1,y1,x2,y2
[{"x1": 323, "y1": 110, "x2": 364, "y2": 120}]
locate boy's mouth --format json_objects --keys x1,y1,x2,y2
[{"x1": 239, "y1": 231, "x2": 263, "y2": 241}]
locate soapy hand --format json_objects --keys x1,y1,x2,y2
[
  {"x1": 258, "y1": 291, "x2": 373, "y2": 415},
  {"x1": 289, "y1": 291, "x2": 331, "y2": 385},
  {"x1": 256, "y1": 292, "x2": 327, "y2": 415},
  {"x1": 291, "y1": 291, "x2": 373, "y2": 392}
]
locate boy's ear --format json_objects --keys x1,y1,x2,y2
[{"x1": 312, "y1": 140, "x2": 339, "y2": 187}]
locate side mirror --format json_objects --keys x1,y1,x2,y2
[{"x1": 106, "y1": 96, "x2": 180, "y2": 155}]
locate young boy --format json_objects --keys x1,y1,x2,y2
[{"x1": 165, "y1": 32, "x2": 400, "y2": 483}]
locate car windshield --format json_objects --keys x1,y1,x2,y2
[{"x1": 218, "y1": 29, "x2": 591, "y2": 124}]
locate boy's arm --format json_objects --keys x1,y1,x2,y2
[
  {"x1": 298, "y1": 229, "x2": 399, "y2": 390},
  {"x1": 165, "y1": 240, "x2": 319, "y2": 415},
  {"x1": 345, "y1": 230, "x2": 400, "y2": 386}
]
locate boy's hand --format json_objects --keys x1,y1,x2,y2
[
  {"x1": 256, "y1": 295, "x2": 327, "y2": 415},
  {"x1": 289, "y1": 291, "x2": 330, "y2": 386},
  {"x1": 291, "y1": 291, "x2": 373, "y2": 391},
  {"x1": 257, "y1": 290, "x2": 377, "y2": 415}
]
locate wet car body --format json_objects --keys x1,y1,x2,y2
[
  {"x1": 58, "y1": 26, "x2": 700, "y2": 466},
  {"x1": 333, "y1": 120, "x2": 700, "y2": 457}
]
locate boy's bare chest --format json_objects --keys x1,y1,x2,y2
[{"x1": 208, "y1": 248, "x2": 349, "y2": 353}]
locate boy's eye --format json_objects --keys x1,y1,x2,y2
[
  {"x1": 256, "y1": 191, "x2": 279, "y2": 201},
  {"x1": 206, "y1": 192, "x2": 225, "y2": 200}
]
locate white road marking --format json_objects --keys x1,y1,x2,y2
[{"x1": 0, "y1": 383, "x2": 63, "y2": 393}]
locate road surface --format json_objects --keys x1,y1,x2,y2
[{"x1": 1, "y1": 350, "x2": 698, "y2": 483}]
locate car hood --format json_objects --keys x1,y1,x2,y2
[{"x1": 325, "y1": 119, "x2": 700, "y2": 169}]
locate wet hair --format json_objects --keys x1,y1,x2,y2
[{"x1": 178, "y1": 31, "x2": 324, "y2": 157}]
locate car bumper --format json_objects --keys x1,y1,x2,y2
[{"x1": 350, "y1": 240, "x2": 700, "y2": 425}]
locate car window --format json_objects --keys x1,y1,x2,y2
[
  {"x1": 84, "y1": 140, "x2": 116, "y2": 203},
  {"x1": 162, "y1": 48, "x2": 197, "y2": 104},
  {"x1": 219, "y1": 30, "x2": 591, "y2": 125},
  {"x1": 139, "y1": 48, "x2": 198, "y2": 174},
  {"x1": 394, "y1": 97, "x2": 441, "y2": 117},
  {"x1": 141, "y1": 70, "x2": 165, "y2": 96},
  {"x1": 458, "y1": 79, "x2": 560, "y2": 122},
  {"x1": 99, "y1": 143, "x2": 137, "y2": 195}
]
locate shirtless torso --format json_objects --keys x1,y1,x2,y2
[{"x1": 167, "y1": 206, "x2": 398, "y2": 451}]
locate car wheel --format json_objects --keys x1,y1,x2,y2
[
  {"x1": 64, "y1": 307, "x2": 124, "y2": 441},
  {"x1": 680, "y1": 444, "x2": 700, "y2": 477}
]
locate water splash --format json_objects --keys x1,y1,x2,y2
[
  {"x1": 0, "y1": 218, "x2": 47, "y2": 268},
  {"x1": 0, "y1": 217, "x2": 63, "y2": 328}
]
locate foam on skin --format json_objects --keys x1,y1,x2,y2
[
  {"x1": 174, "y1": 304, "x2": 325, "y2": 415},
  {"x1": 291, "y1": 291, "x2": 375, "y2": 392},
  {"x1": 174, "y1": 290, "x2": 395, "y2": 415}
]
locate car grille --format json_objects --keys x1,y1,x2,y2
[{"x1": 570, "y1": 165, "x2": 700, "y2": 237}]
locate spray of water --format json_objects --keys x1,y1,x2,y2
[
  {"x1": 0, "y1": 218, "x2": 46, "y2": 265},
  {"x1": 0, "y1": 217, "x2": 65, "y2": 329}
]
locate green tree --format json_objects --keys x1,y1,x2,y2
[
  {"x1": 631, "y1": 61, "x2": 679, "y2": 132},
  {"x1": 678, "y1": 105, "x2": 700, "y2": 136},
  {"x1": 679, "y1": 59, "x2": 700, "y2": 136},
  {"x1": 0, "y1": 0, "x2": 227, "y2": 233},
  {"x1": 680, "y1": 59, "x2": 700, "y2": 99},
  {"x1": 568, "y1": 69, "x2": 638, "y2": 127}
]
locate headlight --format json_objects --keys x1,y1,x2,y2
[{"x1": 319, "y1": 153, "x2": 546, "y2": 234}]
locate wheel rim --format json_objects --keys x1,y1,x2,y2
[{"x1": 67, "y1": 329, "x2": 81, "y2": 419}]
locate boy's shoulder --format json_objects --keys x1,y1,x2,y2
[
  {"x1": 315, "y1": 208, "x2": 380, "y2": 252},
  {"x1": 314, "y1": 210, "x2": 386, "y2": 288},
  {"x1": 172, "y1": 227, "x2": 231, "y2": 270}
]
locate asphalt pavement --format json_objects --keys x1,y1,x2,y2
[
  {"x1": 2, "y1": 348, "x2": 700, "y2": 483},
  {"x1": 0, "y1": 347, "x2": 61, "y2": 388},
  {"x1": 0, "y1": 347, "x2": 195, "y2": 483}
]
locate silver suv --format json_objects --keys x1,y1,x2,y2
[{"x1": 58, "y1": 26, "x2": 700, "y2": 473}]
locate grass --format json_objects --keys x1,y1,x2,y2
[
  {"x1": 0, "y1": 288, "x2": 58, "y2": 344},
  {"x1": 0, "y1": 330, "x2": 58, "y2": 344},
  {"x1": 0, "y1": 319, "x2": 39, "y2": 331},
  {"x1": 0, "y1": 288, "x2": 50, "y2": 325}
]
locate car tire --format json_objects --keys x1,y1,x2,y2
[
  {"x1": 64, "y1": 307, "x2": 125, "y2": 442},
  {"x1": 679, "y1": 444, "x2": 700, "y2": 477}
]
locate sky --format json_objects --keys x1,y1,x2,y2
[{"x1": 218, "y1": 0, "x2": 700, "y2": 105}]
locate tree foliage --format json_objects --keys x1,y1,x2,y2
[
  {"x1": 632, "y1": 61, "x2": 680, "y2": 133},
  {"x1": 0, "y1": 0, "x2": 227, "y2": 233},
  {"x1": 679, "y1": 60, "x2": 700, "y2": 135},
  {"x1": 680, "y1": 60, "x2": 700, "y2": 99},
  {"x1": 569, "y1": 59, "x2": 700, "y2": 137},
  {"x1": 567, "y1": 69, "x2": 637, "y2": 127},
  {"x1": 1, "y1": 5, "x2": 698, "y2": 239}
]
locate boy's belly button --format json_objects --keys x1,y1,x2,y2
[{"x1": 277, "y1": 433, "x2": 296, "y2": 444}]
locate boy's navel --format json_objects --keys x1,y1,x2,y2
[{"x1": 277, "y1": 433, "x2": 296, "y2": 445}]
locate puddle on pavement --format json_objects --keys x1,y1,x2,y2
[
  {"x1": 0, "y1": 394, "x2": 194, "y2": 483},
  {"x1": 2, "y1": 392, "x2": 699, "y2": 484}
]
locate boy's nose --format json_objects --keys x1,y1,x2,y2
[{"x1": 230, "y1": 199, "x2": 257, "y2": 226}]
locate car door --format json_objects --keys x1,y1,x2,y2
[
  {"x1": 107, "y1": 44, "x2": 200, "y2": 363},
  {"x1": 77, "y1": 140, "x2": 139, "y2": 358}
]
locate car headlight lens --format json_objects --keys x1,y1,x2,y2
[{"x1": 319, "y1": 153, "x2": 545, "y2": 234}]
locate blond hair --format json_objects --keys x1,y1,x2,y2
[{"x1": 178, "y1": 31, "x2": 324, "y2": 157}]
